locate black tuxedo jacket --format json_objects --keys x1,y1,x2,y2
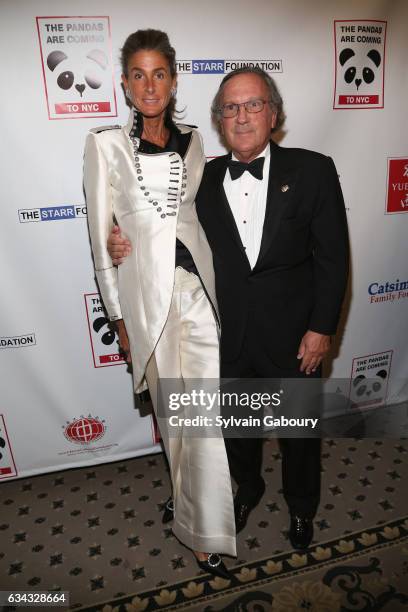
[{"x1": 196, "y1": 141, "x2": 349, "y2": 369}]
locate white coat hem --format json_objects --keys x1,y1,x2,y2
[{"x1": 173, "y1": 523, "x2": 237, "y2": 557}]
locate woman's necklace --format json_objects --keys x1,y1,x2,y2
[{"x1": 129, "y1": 109, "x2": 187, "y2": 220}]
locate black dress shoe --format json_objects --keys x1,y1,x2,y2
[
  {"x1": 196, "y1": 553, "x2": 232, "y2": 580},
  {"x1": 289, "y1": 515, "x2": 314, "y2": 550},
  {"x1": 234, "y1": 482, "x2": 265, "y2": 534},
  {"x1": 162, "y1": 497, "x2": 174, "y2": 524},
  {"x1": 234, "y1": 500, "x2": 253, "y2": 534}
]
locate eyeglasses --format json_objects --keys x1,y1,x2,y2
[{"x1": 217, "y1": 98, "x2": 271, "y2": 118}]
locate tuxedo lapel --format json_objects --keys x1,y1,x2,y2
[
  {"x1": 211, "y1": 156, "x2": 247, "y2": 256},
  {"x1": 255, "y1": 141, "x2": 298, "y2": 268}
]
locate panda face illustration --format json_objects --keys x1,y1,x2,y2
[
  {"x1": 351, "y1": 369, "x2": 387, "y2": 406},
  {"x1": 47, "y1": 49, "x2": 108, "y2": 98},
  {"x1": 339, "y1": 48, "x2": 381, "y2": 91},
  {"x1": 92, "y1": 316, "x2": 117, "y2": 346}
]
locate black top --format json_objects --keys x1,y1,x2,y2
[{"x1": 136, "y1": 113, "x2": 198, "y2": 274}]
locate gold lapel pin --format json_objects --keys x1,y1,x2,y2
[{"x1": 281, "y1": 184, "x2": 289, "y2": 192}]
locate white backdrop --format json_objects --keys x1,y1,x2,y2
[{"x1": 1, "y1": 0, "x2": 407, "y2": 480}]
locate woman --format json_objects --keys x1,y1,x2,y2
[{"x1": 83, "y1": 29, "x2": 235, "y2": 577}]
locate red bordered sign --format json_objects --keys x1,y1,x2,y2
[
  {"x1": 36, "y1": 16, "x2": 117, "y2": 120},
  {"x1": 333, "y1": 20, "x2": 386, "y2": 110},
  {"x1": 84, "y1": 292, "x2": 125, "y2": 368},
  {"x1": 0, "y1": 415, "x2": 18, "y2": 479},
  {"x1": 349, "y1": 350, "x2": 393, "y2": 409},
  {"x1": 385, "y1": 158, "x2": 408, "y2": 214}
]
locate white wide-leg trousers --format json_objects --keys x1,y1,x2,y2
[{"x1": 145, "y1": 267, "x2": 236, "y2": 556}]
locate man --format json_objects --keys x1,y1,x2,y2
[{"x1": 108, "y1": 67, "x2": 349, "y2": 549}]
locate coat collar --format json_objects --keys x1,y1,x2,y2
[
  {"x1": 124, "y1": 107, "x2": 193, "y2": 136},
  {"x1": 210, "y1": 154, "x2": 248, "y2": 262},
  {"x1": 256, "y1": 141, "x2": 298, "y2": 268},
  {"x1": 124, "y1": 108, "x2": 192, "y2": 158}
]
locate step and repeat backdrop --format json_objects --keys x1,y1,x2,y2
[{"x1": 1, "y1": 0, "x2": 407, "y2": 479}]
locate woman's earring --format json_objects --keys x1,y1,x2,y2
[
  {"x1": 170, "y1": 87, "x2": 177, "y2": 98},
  {"x1": 126, "y1": 88, "x2": 132, "y2": 99}
]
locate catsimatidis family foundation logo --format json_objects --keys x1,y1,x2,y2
[{"x1": 368, "y1": 278, "x2": 408, "y2": 304}]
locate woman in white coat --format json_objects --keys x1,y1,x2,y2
[{"x1": 83, "y1": 29, "x2": 235, "y2": 577}]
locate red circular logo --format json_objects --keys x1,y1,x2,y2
[{"x1": 64, "y1": 417, "x2": 106, "y2": 445}]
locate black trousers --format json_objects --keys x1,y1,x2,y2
[{"x1": 221, "y1": 334, "x2": 321, "y2": 519}]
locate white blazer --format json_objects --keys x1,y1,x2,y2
[{"x1": 84, "y1": 109, "x2": 219, "y2": 392}]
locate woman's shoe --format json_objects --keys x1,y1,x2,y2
[
  {"x1": 196, "y1": 553, "x2": 232, "y2": 580},
  {"x1": 162, "y1": 497, "x2": 174, "y2": 524}
]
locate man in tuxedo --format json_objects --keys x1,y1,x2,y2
[
  {"x1": 198, "y1": 67, "x2": 348, "y2": 548},
  {"x1": 107, "y1": 67, "x2": 349, "y2": 549}
]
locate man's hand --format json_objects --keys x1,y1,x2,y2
[
  {"x1": 116, "y1": 319, "x2": 132, "y2": 364},
  {"x1": 297, "y1": 330, "x2": 331, "y2": 375},
  {"x1": 108, "y1": 225, "x2": 131, "y2": 265}
]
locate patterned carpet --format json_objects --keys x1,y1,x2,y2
[{"x1": 0, "y1": 438, "x2": 407, "y2": 611}]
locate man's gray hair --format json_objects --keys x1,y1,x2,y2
[{"x1": 211, "y1": 66, "x2": 285, "y2": 132}]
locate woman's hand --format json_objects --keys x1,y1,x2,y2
[
  {"x1": 108, "y1": 225, "x2": 131, "y2": 265},
  {"x1": 116, "y1": 319, "x2": 132, "y2": 363}
]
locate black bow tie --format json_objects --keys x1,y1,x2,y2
[{"x1": 228, "y1": 157, "x2": 264, "y2": 180}]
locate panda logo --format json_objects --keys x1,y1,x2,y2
[
  {"x1": 351, "y1": 369, "x2": 387, "y2": 406},
  {"x1": 0, "y1": 435, "x2": 6, "y2": 462},
  {"x1": 339, "y1": 48, "x2": 381, "y2": 91},
  {"x1": 92, "y1": 316, "x2": 117, "y2": 346},
  {"x1": 47, "y1": 49, "x2": 108, "y2": 97}
]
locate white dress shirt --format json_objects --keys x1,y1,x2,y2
[{"x1": 223, "y1": 144, "x2": 270, "y2": 269}]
